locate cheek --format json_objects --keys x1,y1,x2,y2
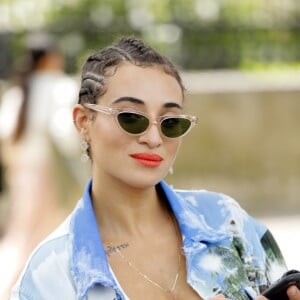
[
  {"x1": 95, "y1": 133, "x2": 129, "y2": 154},
  {"x1": 166, "y1": 140, "x2": 181, "y2": 162},
  {"x1": 89, "y1": 118, "x2": 130, "y2": 157}
]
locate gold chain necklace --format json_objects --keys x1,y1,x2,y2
[{"x1": 108, "y1": 215, "x2": 182, "y2": 298}]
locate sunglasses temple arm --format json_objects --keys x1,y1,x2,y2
[{"x1": 85, "y1": 104, "x2": 116, "y2": 115}]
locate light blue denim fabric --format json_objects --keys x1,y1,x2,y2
[{"x1": 10, "y1": 180, "x2": 287, "y2": 300}]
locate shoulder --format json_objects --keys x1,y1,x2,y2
[
  {"x1": 11, "y1": 216, "x2": 76, "y2": 299},
  {"x1": 172, "y1": 187, "x2": 266, "y2": 237},
  {"x1": 22, "y1": 217, "x2": 71, "y2": 272},
  {"x1": 174, "y1": 188, "x2": 242, "y2": 215}
]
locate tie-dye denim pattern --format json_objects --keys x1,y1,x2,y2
[{"x1": 10, "y1": 180, "x2": 287, "y2": 300}]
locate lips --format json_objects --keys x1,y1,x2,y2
[{"x1": 130, "y1": 153, "x2": 163, "y2": 167}]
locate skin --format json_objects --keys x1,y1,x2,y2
[
  {"x1": 73, "y1": 63, "x2": 300, "y2": 300},
  {"x1": 73, "y1": 63, "x2": 183, "y2": 235}
]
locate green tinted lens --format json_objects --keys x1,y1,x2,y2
[
  {"x1": 117, "y1": 112, "x2": 149, "y2": 134},
  {"x1": 161, "y1": 117, "x2": 191, "y2": 138}
]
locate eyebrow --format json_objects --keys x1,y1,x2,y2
[{"x1": 112, "y1": 96, "x2": 183, "y2": 109}]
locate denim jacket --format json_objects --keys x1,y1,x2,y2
[{"x1": 10, "y1": 180, "x2": 287, "y2": 300}]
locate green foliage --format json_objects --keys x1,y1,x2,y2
[{"x1": 3, "y1": 0, "x2": 300, "y2": 74}]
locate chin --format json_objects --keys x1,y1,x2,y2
[{"x1": 122, "y1": 175, "x2": 163, "y2": 190}]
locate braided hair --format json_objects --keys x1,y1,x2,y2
[{"x1": 78, "y1": 37, "x2": 185, "y2": 104}]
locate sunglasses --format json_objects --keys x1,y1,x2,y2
[{"x1": 84, "y1": 103, "x2": 198, "y2": 139}]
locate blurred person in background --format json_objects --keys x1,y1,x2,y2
[
  {"x1": 0, "y1": 146, "x2": 2, "y2": 195},
  {"x1": 0, "y1": 143, "x2": 3, "y2": 196},
  {"x1": 0, "y1": 32, "x2": 80, "y2": 299},
  {"x1": 9, "y1": 36, "x2": 300, "y2": 300}
]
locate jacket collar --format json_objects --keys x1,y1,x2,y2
[
  {"x1": 70, "y1": 180, "x2": 117, "y2": 299},
  {"x1": 160, "y1": 181, "x2": 231, "y2": 249},
  {"x1": 69, "y1": 180, "x2": 230, "y2": 299}
]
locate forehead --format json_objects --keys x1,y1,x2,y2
[{"x1": 101, "y1": 63, "x2": 183, "y2": 105}]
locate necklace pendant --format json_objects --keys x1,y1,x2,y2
[
  {"x1": 165, "y1": 289, "x2": 176, "y2": 300},
  {"x1": 168, "y1": 290, "x2": 176, "y2": 300}
]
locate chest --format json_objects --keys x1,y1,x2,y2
[
  {"x1": 108, "y1": 252, "x2": 202, "y2": 300},
  {"x1": 103, "y1": 232, "x2": 202, "y2": 300}
]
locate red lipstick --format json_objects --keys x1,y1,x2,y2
[{"x1": 130, "y1": 153, "x2": 163, "y2": 167}]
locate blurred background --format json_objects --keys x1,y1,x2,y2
[{"x1": 0, "y1": 0, "x2": 299, "y2": 298}]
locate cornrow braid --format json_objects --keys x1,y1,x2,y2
[
  {"x1": 78, "y1": 36, "x2": 185, "y2": 104},
  {"x1": 79, "y1": 72, "x2": 106, "y2": 104},
  {"x1": 115, "y1": 37, "x2": 166, "y2": 65},
  {"x1": 109, "y1": 46, "x2": 134, "y2": 62}
]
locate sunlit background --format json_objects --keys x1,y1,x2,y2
[{"x1": 0, "y1": 0, "x2": 299, "y2": 298}]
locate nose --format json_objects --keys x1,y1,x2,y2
[{"x1": 137, "y1": 121, "x2": 163, "y2": 148}]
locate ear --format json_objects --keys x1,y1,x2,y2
[{"x1": 73, "y1": 104, "x2": 91, "y2": 141}]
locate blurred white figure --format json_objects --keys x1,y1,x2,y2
[{"x1": 0, "y1": 32, "x2": 80, "y2": 299}]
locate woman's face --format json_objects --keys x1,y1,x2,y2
[{"x1": 83, "y1": 63, "x2": 184, "y2": 189}]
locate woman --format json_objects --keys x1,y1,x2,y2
[
  {"x1": 10, "y1": 37, "x2": 300, "y2": 300},
  {"x1": 0, "y1": 33, "x2": 78, "y2": 299}
]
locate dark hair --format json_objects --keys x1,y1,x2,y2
[
  {"x1": 12, "y1": 33, "x2": 59, "y2": 142},
  {"x1": 78, "y1": 36, "x2": 185, "y2": 104}
]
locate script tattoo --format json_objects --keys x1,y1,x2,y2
[{"x1": 105, "y1": 242, "x2": 129, "y2": 256}]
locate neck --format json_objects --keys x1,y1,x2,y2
[{"x1": 91, "y1": 177, "x2": 170, "y2": 240}]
